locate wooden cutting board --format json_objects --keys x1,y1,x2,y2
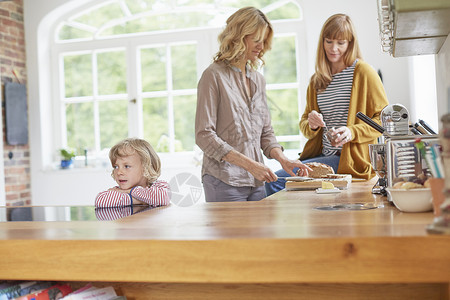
[{"x1": 285, "y1": 175, "x2": 351, "y2": 191}]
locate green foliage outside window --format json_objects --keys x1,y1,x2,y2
[
  {"x1": 174, "y1": 95, "x2": 196, "y2": 152},
  {"x1": 266, "y1": 89, "x2": 299, "y2": 150},
  {"x1": 143, "y1": 97, "x2": 169, "y2": 151},
  {"x1": 264, "y1": 35, "x2": 297, "y2": 84},
  {"x1": 264, "y1": 35, "x2": 301, "y2": 149},
  {"x1": 97, "y1": 50, "x2": 127, "y2": 95},
  {"x1": 101, "y1": 12, "x2": 214, "y2": 36},
  {"x1": 66, "y1": 102, "x2": 95, "y2": 154},
  {"x1": 141, "y1": 47, "x2": 166, "y2": 92},
  {"x1": 64, "y1": 54, "x2": 92, "y2": 97},
  {"x1": 58, "y1": 26, "x2": 91, "y2": 41},
  {"x1": 172, "y1": 44, "x2": 197, "y2": 90},
  {"x1": 73, "y1": 2, "x2": 125, "y2": 29},
  {"x1": 265, "y1": 2, "x2": 300, "y2": 20},
  {"x1": 99, "y1": 100, "x2": 128, "y2": 149}
]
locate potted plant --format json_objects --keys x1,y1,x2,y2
[{"x1": 60, "y1": 148, "x2": 76, "y2": 169}]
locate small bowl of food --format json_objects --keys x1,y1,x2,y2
[{"x1": 386, "y1": 182, "x2": 432, "y2": 213}]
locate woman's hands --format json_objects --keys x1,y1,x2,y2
[
  {"x1": 270, "y1": 148, "x2": 313, "y2": 179},
  {"x1": 308, "y1": 110, "x2": 326, "y2": 130},
  {"x1": 223, "y1": 148, "x2": 314, "y2": 183},
  {"x1": 249, "y1": 159, "x2": 312, "y2": 182},
  {"x1": 279, "y1": 159, "x2": 312, "y2": 178},
  {"x1": 249, "y1": 161, "x2": 279, "y2": 182},
  {"x1": 327, "y1": 126, "x2": 352, "y2": 147},
  {"x1": 308, "y1": 110, "x2": 352, "y2": 147},
  {"x1": 223, "y1": 150, "x2": 279, "y2": 183}
]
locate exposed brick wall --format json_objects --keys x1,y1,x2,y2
[{"x1": 0, "y1": 0, "x2": 31, "y2": 206}]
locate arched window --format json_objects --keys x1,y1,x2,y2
[{"x1": 52, "y1": 0, "x2": 307, "y2": 158}]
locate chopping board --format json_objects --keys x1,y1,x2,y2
[{"x1": 284, "y1": 174, "x2": 351, "y2": 191}]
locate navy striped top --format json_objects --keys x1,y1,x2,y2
[{"x1": 318, "y1": 59, "x2": 357, "y2": 156}]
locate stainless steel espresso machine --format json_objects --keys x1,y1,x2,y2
[{"x1": 357, "y1": 104, "x2": 440, "y2": 199}]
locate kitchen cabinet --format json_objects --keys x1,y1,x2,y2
[
  {"x1": 378, "y1": 0, "x2": 450, "y2": 56},
  {"x1": 0, "y1": 179, "x2": 449, "y2": 299}
]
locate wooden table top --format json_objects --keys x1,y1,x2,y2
[
  {"x1": 0, "y1": 179, "x2": 437, "y2": 240},
  {"x1": 1, "y1": 179, "x2": 449, "y2": 284}
]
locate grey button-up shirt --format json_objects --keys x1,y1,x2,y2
[{"x1": 195, "y1": 61, "x2": 281, "y2": 187}]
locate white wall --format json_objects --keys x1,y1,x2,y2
[
  {"x1": 25, "y1": 0, "x2": 424, "y2": 206},
  {"x1": 436, "y1": 35, "x2": 450, "y2": 120}
]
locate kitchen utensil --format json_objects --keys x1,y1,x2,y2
[
  {"x1": 356, "y1": 112, "x2": 385, "y2": 133},
  {"x1": 323, "y1": 122, "x2": 335, "y2": 143},
  {"x1": 277, "y1": 176, "x2": 314, "y2": 181},
  {"x1": 410, "y1": 126, "x2": 421, "y2": 135},
  {"x1": 357, "y1": 111, "x2": 388, "y2": 194},
  {"x1": 414, "y1": 123, "x2": 428, "y2": 134},
  {"x1": 418, "y1": 119, "x2": 436, "y2": 134}
]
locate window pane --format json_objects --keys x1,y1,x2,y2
[
  {"x1": 100, "y1": 12, "x2": 215, "y2": 36},
  {"x1": 142, "y1": 97, "x2": 169, "y2": 152},
  {"x1": 58, "y1": 25, "x2": 92, "y2": 41},
  {"x1": 66, "y1": 102, "x2": 95, "y2": 154},
  {"x1": 99, "y1": 100, "x2": 128, "y2": 149},
  {"x1": 173, "y1": 95, "x2": 196, "y2": 152},
  {"x1": 73, "y1": 2, "x2": 125, "y2": 29},
  {"x1": 222, "y1": 0, "x2": 299, "y2": 19},
  {"x1": 124, "y1": 0, "x2": 157, "y2": 14},
  {"x1": 64, "y1": 54, "x2": 92, "y2": 97},
  {"x1": 267, "y1": 88, "x2": 299, "y2": 136},
  {"x1": 265, "y1": 2, "x2": 300, "y2": 20},
  {"x1": 172, "y1": 44, "x2": 197, "y2": 90},
  {"x1": 264, "y1": 36, "x2": 297, "y2": 84},
  {"x1": 57, "y1": 0, "x2": 302, "y2": 41},
  {"x1": 141, "y1": 47, "x2": 166, "y2": 92},
  {"x1": 279, "y1": 140, "x2": 301, "y2": 150},
  {"x1": 97, "y1": 51, "x2": 127, "y2": 95}
]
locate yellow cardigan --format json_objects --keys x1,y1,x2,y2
[{"x1": 299, "y1": 60, "x2": 389, "y2": 179}]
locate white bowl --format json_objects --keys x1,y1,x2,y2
[{"x1": 386, "y1": 188, "x2": 432, "y2": 213}]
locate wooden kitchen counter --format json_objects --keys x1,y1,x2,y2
[{"x1": 0, "y1": 179, "x2": 449, "y2": 299}]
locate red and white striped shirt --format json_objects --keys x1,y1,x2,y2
[
  {"x1": 95, "y1": 206, "x2": 133, "y2": 220},
  {"x1": 95, "y1": 180, "x2": 171, "y2": 208},
  {"x1": 95, "y1": 205, "x2": 157, "y2": 221}
]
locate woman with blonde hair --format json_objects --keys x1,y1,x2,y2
[
  {"x1": 195, "y1": 7, "x2": 311, "y2": 202},
  {"x1": 266, "y1": 13, "x2": 389, "y2": 196}
]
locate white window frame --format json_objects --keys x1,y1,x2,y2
[{"x1": 50, "y1": 7, "x2": 308, "y2": 165}]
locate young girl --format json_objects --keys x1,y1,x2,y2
[{"x1": 95, "y1": 138, "x2": 171, "y2": 208}]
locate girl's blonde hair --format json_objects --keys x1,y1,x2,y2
[
  {"x1": 311, "y1": 14, "x2": 363, "y2": 92},
  {"x1": 214, "y1": 7, "x2": 273, "y2": 70},
  {"x1": 109, "y1": 138, "x2": 161, "y2": 186}
]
